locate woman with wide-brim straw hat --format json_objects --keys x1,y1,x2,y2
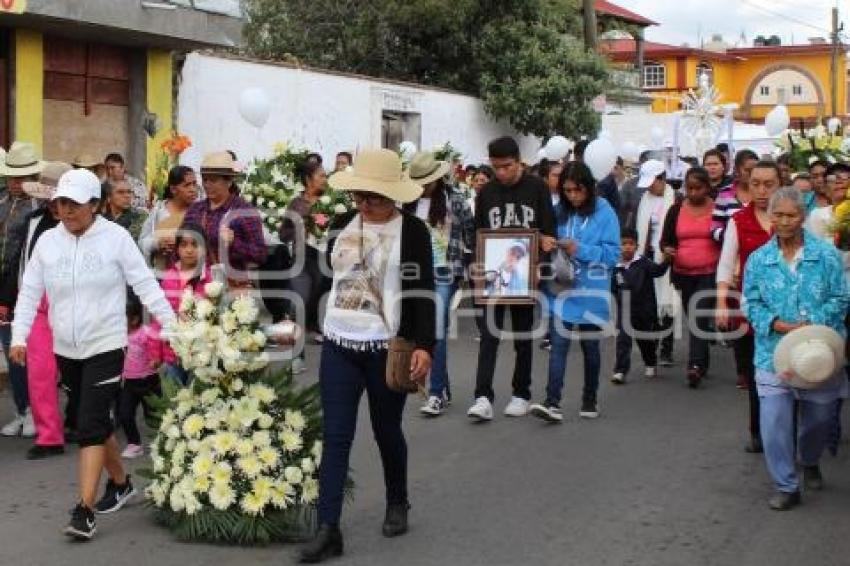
[
  {"x1": 0, "y1": 162, "x2": 72, "y2": 459},
  {"x1": 402, "y1": 151, "x2": 475, "y2": 418},
  {"x1": 181, "y1": 151, "x2": 266, "y2": 287},
  {"x1": 298, "y1": 149, "x2": 435, "y2": 564},
  {"x1": 743, "y1": 186, "x2": 849, "y2": 511},
  {"x1": 0, "y1": 141, "x2": 44, "y2": 439}
]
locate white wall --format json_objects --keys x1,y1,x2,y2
[{"x1": 177, "y1": 53, "x2": 540, "y2": 168}]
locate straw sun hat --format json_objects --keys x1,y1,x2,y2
[
  {"x1": 2, "y1": 141, "x2": 45, "y2": 177},
  {"x1": 329, "y1": 149, "x2": 423, "y2": 203},
  {"x1": 773, "y1": 325, "x2": 845, "y2": 389},
  {"x1": 408, "y1": 151, "x2": 450, "y2": 187}
]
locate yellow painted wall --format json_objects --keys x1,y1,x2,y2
[
  {"x1": 13, "y1": 29, "x2": 43, "y2": 152},
  {"x1": 638, "y1": 50, "x2": 845, "y2": 120},
  {"x1": 145, "y1": 49, "x2": 173, "y2": 186}
]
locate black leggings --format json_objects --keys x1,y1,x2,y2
[
  {"x1": 117, "y1": 375, "x2": 161, "y2": 445},
  {"x1": 56, "y1": 349, "x2": 125, "y2": 448}
]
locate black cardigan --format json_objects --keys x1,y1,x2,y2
[{"x1": 325, "y1": 210, "x2": 436, "y2": 353}]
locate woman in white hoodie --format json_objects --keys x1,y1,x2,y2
[{"x1": 9, "y1": 169, "x2": 176, "y2": 541}]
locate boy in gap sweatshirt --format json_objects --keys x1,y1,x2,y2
[{"x1": 611, "y1": 227, "x2": 670, "y2": 384}]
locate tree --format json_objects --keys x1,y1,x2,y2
[{"x1": 242, "y1": 0, "x2": 609, "y2": 138}]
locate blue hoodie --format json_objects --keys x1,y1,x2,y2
[{"x1": 546, "y1": 197, "x2": 621, "y2": 325}]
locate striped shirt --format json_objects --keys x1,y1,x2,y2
[{"x1": 711, "y1": 182, "x2": 743, "y2": 242}]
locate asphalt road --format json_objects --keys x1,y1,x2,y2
[{"x1": 1, "y1": 320, "x2": 848, "y2": 566}]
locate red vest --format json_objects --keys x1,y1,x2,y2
[{"x1": 734, "y1": 204, "x2": 772, "y2": 276}]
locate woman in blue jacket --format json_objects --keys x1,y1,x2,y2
[{"x1": 530, "y1": 162, "x2": 620, "y2": 422}]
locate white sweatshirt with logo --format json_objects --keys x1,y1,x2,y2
[{"x1": 11, "y1": 216, "x2": 176, "y2": 359}]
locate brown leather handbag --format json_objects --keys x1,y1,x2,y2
[{"x1": 385, "y1": 336, "x2": 421, "y2": 394}]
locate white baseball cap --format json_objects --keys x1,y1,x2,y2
[
  {"x1": 53, "y1": 169, "x2": 102, "y2": 204},
  {"x1": 637, "y1": 159, "x2": 666, "y2": 189}
]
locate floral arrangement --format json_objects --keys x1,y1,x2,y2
[
  {"x1": 241, "y1": 143, "x2": 310, "y2": 233},
  {"x1": 432, "y1": 141, "x2": 462, "y2": 165},
  {"x1": 306, "y1": 189, "x2": 353, "y2": 242},
  {"x1": 151, "y1": 132, "x2": 193, "y2": 200},
  {"x1": 145, "y1": 281, "x2": 324, "y2": 544},
  {"x1": 776, "y1": 121, "x2": 850, "y2": 172}
]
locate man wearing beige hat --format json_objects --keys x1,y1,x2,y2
[
  {"x1": 0, "y1": 141, "x2": 43, "y2": 438},
  {"x1": 0, "y1": 162, "x2": 72, "y2": 459}
]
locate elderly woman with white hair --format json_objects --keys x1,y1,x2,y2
[{"x1": 742, "y1": 186, "x2": 849, "y2": 511}]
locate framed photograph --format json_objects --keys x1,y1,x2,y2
[{"x1": 473, "y1": 229, "x2": 539, "y2": 305}]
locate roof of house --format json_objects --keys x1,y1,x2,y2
[
  {"x1": 601, "y1": 39, "x2": 741, "y2": 62},
  {"x1": 595, "y1": 1, "x2": 657, "y2": 27},
  {"x1": 726, "y1": 43, "x2": 840, "y2": 57}
]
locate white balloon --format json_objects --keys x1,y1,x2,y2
[
  {"x1": 650, "y1": 126, "x2": 665, "y2": 148},
  {"x1": 764, "y1": 105, "x2": 790, "y2": 137},
  {"x1": 584, "y1": 138, "x2": 618, "y2": 180},
  {"x1": 598, "y1": 129, "x2": 612, "y2": 140},
  {"x1": 620, "y1": 141, "x2": 638, "y2": 161},
  {"x1": 544, "y1": 135, "x2": 571, "y2": 161},
  {"x1": 536, "y1": 148, "x2": 547, "y2": 163},
  {"x1": 399, "y1": 141, "x2": 417, "y2": 159},
  {"x1": 238, "y1": 88, "x2": 271, "y2": 129},
  {"x1": 828, "y1": 117, "x2": 842, "y2": 134}
]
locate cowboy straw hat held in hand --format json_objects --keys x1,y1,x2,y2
[
  {"x1": 773, "y1": 325, "x2": 846, "y2": 389},
  {"x1": 329, "y1": 148, "x2": 423, "y2": 203},
  {"x1": 408, "y1": 151, "x2": 450, "y2": 187},
  {"x1": 23, "y1": 161, "x2": 73, "y2": 200},
  {"x1": 2, "y1": 141, "x2": 46, "y2": 178}
]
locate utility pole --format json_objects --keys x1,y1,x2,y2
[
  {"x1": 583, "y1": 0, "x2": 598, "y2": 51},
  {"x1": 830, "y1": 6, "x2": 841, "y2": 117}
]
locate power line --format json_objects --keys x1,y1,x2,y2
[{"x1": 740, "y1": 0, "x2": 831, "y2": 34}]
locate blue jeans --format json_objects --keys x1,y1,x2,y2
[
  {"x1": 0, "y1": 324, "x2": 28, "y2": 414},
  {"x1": 317, "y1": 342, "x2": 408, "y2": 526},
  {"x1": 545, "y1": 319, "x2": 601, "y2": 406},
  {"x1": 760, "y1": 391, "x2": 836, "y2": 493},
  {"x1": 163, "y1": 363, "x2": 190, "y2": 387},
  {"x1": 429, "y1": 270, "x2": 457, "y2": 398}
]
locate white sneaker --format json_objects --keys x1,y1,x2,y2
[
  {"x1": 644, "y1": 366, "x2": 657, "y2": 378},
  {"x1": 1, "y1": 413, "x2": 25, "y2": 437},
  {"x1": 503, "y1": 396, "x2": 530, "y2": 417},
  {"x1": 420, "y1": 396, "x2": 446, "y2": 417},
  {"x1": 611, "y1": 372, "x2": 625, "y2": 385},
  {"x1": 21, "y1": 409, "x2": 35, "y2": 437},
  {"x1": 121, "y1": 444, "x2": 145, "y2": 459},
  {"x1": 467, "y1": 397, "x2": 493, "y2": 421},
  {"x1": 291, "y1": 358, "x2": 307, "y2": 375}
]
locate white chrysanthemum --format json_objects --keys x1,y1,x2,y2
[
  {"x1": 279, "y1": 429, "x2": 303, "y2": 453},
  {"x1": 231, "y1": 378, "x2": 244, "y2": 392},
  {"x1": 194, "y1": 298, "x2": 215, "y2": 320},
  {"x1": 257, "y1": 413, "x2": 274, "y2": 429},
  {"x1": 204, "y1": 281, "x2": 224, "y2": 299},
  {"x1": 311, "y1": 441, "x2": 322, "y2": 467},
  {"x1": 252, "y1": 476, "x2": 274, "y2": 502},
  {"x1": 284, "y1": 410, "x2": 307, "y2": 432},
  {"x1": 237, "y1": 455, "x2": 263, "y2": 478},
  {"x1": 172, "y1": 442, "x2": 187, "y2": 464},
  {"x1": 231, "y1": 296, "x2": 259, "y2": 325},
  {"x1": 235, "y1": 438, "x2": 254, "y2": 457},
  {"x1": 182, "y1": 414, "x2": 205, "y2": 439},
  {"x1": 284, "y1": 466, "x2": 304, "y2": 485},
  {"x1": 164, "y1": 437, "x2": 177, "y2": 452},
  {"x1": 319, "y1": 195, "x2": 332, "y2": 205},
  {"x1": 166, "y1": 424, "x2": 182, "y2": 439},
  {"x1": 300, "y1": 457, "x2": 316, "y2": 474},
  {"x1": 301, "y1": 477, "x2": 319, "y2": 504},
  {"x1": 199, "y1": 388, "x2": 220, "y2": 406},
  {"x1": 169, "y1": 488, "x2": 186, "y2": 512},
  {"x1": 191, "y1": 453, "x2": 214, "y2": 477},
  {"x1": 252, "y1": 330, "x2": 268, "y2": 349},
  {"x1": 192, "y1": 475, "x2": 211, "y2": 495},
  {"x1": 253, "y1": 430, "x2": 272, "y2": 447},
  {"x1": 179, "y1": 289, "x2": 195, "y2": 314},
  {"x1": 211, "y1": 461, "x2": 232, "y2": 484},
  {"x1": 221, "y1": 311, "x2": 238, "y2": 333},
  {"x1": 249, "y1": 352, "x2": 270, "y2": 371},
  {"x1": 184, "y1": 493, "x2": 203, "y2": 515},
  {"x1": 270, "y1": 480, "x2": 295, "y2": 509},
  {"x1": 147, "y1": 481, "x2": 168, "y2": 506},
  {"x1": 160, "y1": 410, "x2": 176, "y2": 431},
  {"x1": 176, "y1": 388, "x2": 193, "y2": 403},
  {"x1": 334, "y1": 203, "x2": 348, "y2": 215},
  {"x1": 209, "y1": 482, "x2": 236, "y2": 511},
  {"x1": 211, "y1": 431, "x2": 237, "y2": 455},
  {"x1": 258, "y1": 446, "x2": 279, "y2": 469},
  {"x1": 240, "y1": 492, "x2": 266, "y2": 516},
  {"x1": 249, "y1": 384, "x2": 275, "y2": 405},
  {"x1": 152, "y1": 455, "x2": 165, "y2": 473}
]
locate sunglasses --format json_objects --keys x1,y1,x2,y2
[{"x1": 351, "y1": 192, "x2": 390, "y2": 206}]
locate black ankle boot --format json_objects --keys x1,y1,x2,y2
[
  {"x1": 382, "y1": 502, "x2": 410, "y2": 537},
  {"x1": 299, "y1": 524, "x2": 343, "y2": 563}
]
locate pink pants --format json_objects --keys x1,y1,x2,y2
[{"x1": 27, "y1": 306, "x2": 63, "y2": 447}]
